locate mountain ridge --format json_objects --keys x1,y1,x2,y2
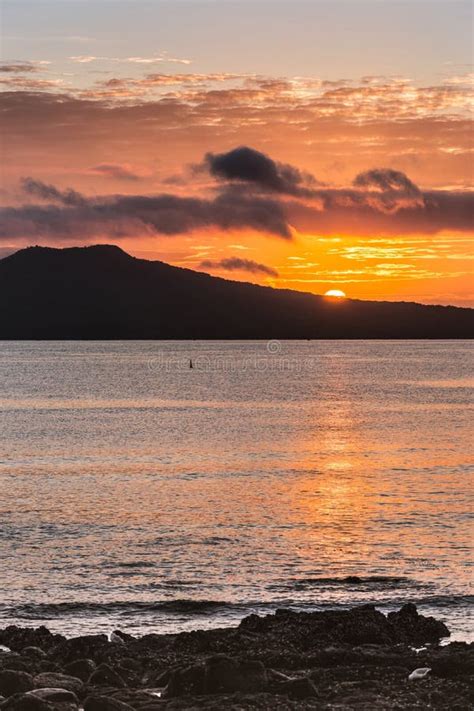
[{"x1": 0, "y1": 245, "x2": 472, "y2": 339}]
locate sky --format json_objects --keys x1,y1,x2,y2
[{"x1": 1, "y1": 0, "x2": 473, "y2": 305}]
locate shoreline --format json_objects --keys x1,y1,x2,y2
[{"x1": 0, "y1": 603, "x2": 472, "y2": 709}]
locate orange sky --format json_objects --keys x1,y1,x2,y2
[{"x1": 1, "y1": 2, "x2": 473, "y2": 306}]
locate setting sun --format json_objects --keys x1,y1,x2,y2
[{"x1": 324, "y1": 289, "x2": 347, "y2": 298}]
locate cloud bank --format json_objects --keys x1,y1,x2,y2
[{"x1": 0, "y1": 148, "x2": 472, "y2": 245}]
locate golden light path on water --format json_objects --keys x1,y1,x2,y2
[{"x1": 0, "y1": 341, "x2": 472, "y2": 640}]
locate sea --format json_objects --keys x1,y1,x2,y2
[{"x1": 0, "y1": 340, "x2": 472, "y2": 641}]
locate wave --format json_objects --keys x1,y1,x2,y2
[
  {"x1": 0, "y1": 593, "x2": 472, "y2": 622},
  {"x1": 0, "y1": 600, "x2": 242, "y2": 620},
  {"x1": 268, "y1": 575, "x2": 421, "y2": 591}
]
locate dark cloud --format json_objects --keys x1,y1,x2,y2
[
  {"x1": 203, "y1": 146, "x2": 320, "y2": 197},
  {"x1": 200, "y1": 257, "x2": 279, "y2": 277},
  {"x1": 286, "y1": 188, "x2": 474, "y2": 236},
  {"x1": 21, "y1": 177, "x2": 86, "y2": 207},
  {"x1": 0, "y1": 180, "x2": 292, "y2": 241},
  {"x1": 89, "y1": 164, "x2": 143, "y2": 181},
  {"x1": 3, "y1": 148, "x2": 473, "y2": 244},
  {"x1": 353, "y1": 169, "x2": 421, "y2": 195}
]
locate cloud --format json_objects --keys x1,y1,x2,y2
[
  {"x1": 69, "y1": 53, "x2": 192, "y2": 66},
  {"x1": 3, "y1": 148, "x2": 473, "y2": 244},
  {"x1": 203, "y1": 146, "x2": 320, "y2": 197},
  {"x1": 0, "y1": 178, "x2": 292, "y2": 241},
  {"x1": 0, "y1": 77, "x2": 63, "y2": 90},
  {"x1": 286, "y1": 186, "x2": 474, "y2": 235},
  {"x1": 353, "y1": 168, "x2": 420, "y2": 195},
  {"x1": 199, "y1": 257, "x2": 279, "y2": 277},
  {"x1": 89, "y1": 163, "x2": 144, "y2": 181},
  {"x1": 0, "y1": 62, "x2": 39, "y2": 73},
  {"x1": 21, "y1": 177, "x2": 86, "y2": 206}
]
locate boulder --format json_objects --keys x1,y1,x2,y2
[
  {"x1": 87, "y1": 664, "x2": 126, "y2": 689},
  {"x1": 0, "y1": 628, "x2": 64, "y2": 654},
  {"x1": 165, "y1": 655, "x2": 268, "y2": 697},
  {"x1": 27, "y1": 688, "x2": 79, "y2": 709},
  {"x1": 388, "y1": 604, "x2": 450, "y2": 644},
  {"x1": 164, "y1": 662, "x2": 205, "y2": 697},
  {"x1": 0, "y1": 693, "x2": 53, "y2": 710},
  {"x1": 0, "y1": 669, "x2": 34, "y2": 697},
  {"x1": 28, "y1": 688, "x2": 78, "y2": 703},
  {"x1": 63, "y1": 659, "x2": 96, "y2": 683},
  {"x1": 34, "y1": 673, "x2": 83, "y2": 696},
  {"x1": 205, "y1": 656, "x2": 267, "y2": 694},
  {"x1": 49, "y1": 636, "x2": 108, "y2": 665},
  {"x1": 21, "y1": 648, "x2": 47, "y2": 660},
  {"x1": 277, "y1": 675, "x2": 319, "y2": 699},
  {"x1": 83, "y1": 696, "x2": 135, "y2": 711}
]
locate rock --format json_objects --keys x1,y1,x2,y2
[
  {"x1": 87, "y1": 664, "x2": 126, "y2": 688},
  {"x1": 0, "y1": 658, "x2": 30, "y2": 673},
  {"x1": 388, "y1": 603, "x2": 450, "y2": 644},
  {"x1": 165, "y1": 655, "x2": 268, "y2": 697},
  {"x1": 28, "y1": 688, "x2": 78, "y2": 703},
  {"x1": 0, "y1": 669, "x2": 34, "y2": 697},
  {"x1": 49, "y1": 636, "x2": 109, "y2": 665},
  {"x1": 430, "y1": 642, "x2": 474, "y2": 678},
  {"x1": 33, "y1": 673, "x2": 83, "y2": 695},
  {"x1": 0, "y1": 628, "x2": 65, "y2": 654},
  {"x1": 164, "y1": 662, "x2": 205, "y2": 697},
  {"x1": 21, "y1": 648, "x2": 47, "y2": 660},
  {"x1": 1, "y1": 608, "x2": 471, "y2": 709},
  {"x1": 205, "y1": 656, "x2": 267, "y2": 694},
  {"x1": 26, "y1": 688, "x2": 79, "y2": 709},
  {"x1": 63, "y1": 659, "x2": 96, "y2": 682},
  {"x1": 0, "y1": 693, "x2": 54, "y2": 710},
  {"x1": 277, "y1": 675, "x2": 319, "y2": 699},
  {"x1": 83, "y1": 696, "x2": 135, "y2": 711}
]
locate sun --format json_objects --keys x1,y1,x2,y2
[{"x1": 324, "y1": 289, "x2": 346, "y2": 298}]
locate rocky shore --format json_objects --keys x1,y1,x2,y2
[{"x1": 0, "y1": 604, "x2": 472, "y2": 710}]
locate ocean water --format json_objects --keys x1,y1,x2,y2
[{"x1": 0, "y1": 340, "x2": 472, "y2": 641}]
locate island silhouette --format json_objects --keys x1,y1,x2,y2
[{"x1": 0, "y1": 245, "x2": 472, "y2": 339}]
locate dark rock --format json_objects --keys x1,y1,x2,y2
[
  {"x1": 0, "y1": 628, "x2": 65, "y2": 654},
  {"x1": 2, "y1": 607, "x2": 471, "y2": 709},
  {"x1": 277, "y1": 675, "x2": 319, "y2": 699},
  {"x1": 165, "y1": 655, "x2": 268, "y2": 697},
  {"x1": 21, "y1": 648, "x2": 47, "y2": 660},
  {"x1": 50, "y1": 636, "x2": 109, "y2": 665},
  {"x1": 238, "y1": 614, "x2": 272, "y2": 634},
  {"x1": 164, "y1": 662, "x2": 205, "y2": 697},
  {"x1": 205, "y1": 656, "x2": 267, "y2": 694},
  {"x1": 87, "y1": 664, "x2": 126, "y2": 688},
  {"x1": 63, "y1": 659, "x2": 96, "y2": 683},
  {"x1": 388, "y1": 603, "x2": 450, "y2": 644},
  {"x1": 0, "y1": 669, "x2": 34, "y2": 697},
  {"x1": 28, "y1": 688, "x2": 78, "y2": 703},
  {"x1": 34, "y1": 673, "x2": 83, "y2": 696},
  {"x1": 83, "y1": 696, "x2": 135, "y2": 711},
  {"x1": 0, "y1": 658, "x2": 30, "y2": 673},
  {"x1": 429, "y1": 642, "x2": 474, "y2": 678},
  {"x1": 0, "y1": 693, "x2": 53, "y2": 710},
  {"x1": 115, "y1": 658, "x2": 140, "y2": 673}
]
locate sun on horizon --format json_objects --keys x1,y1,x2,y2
[{"x1": 324, "y1": 289, "x2": 347, "y2": 298}]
